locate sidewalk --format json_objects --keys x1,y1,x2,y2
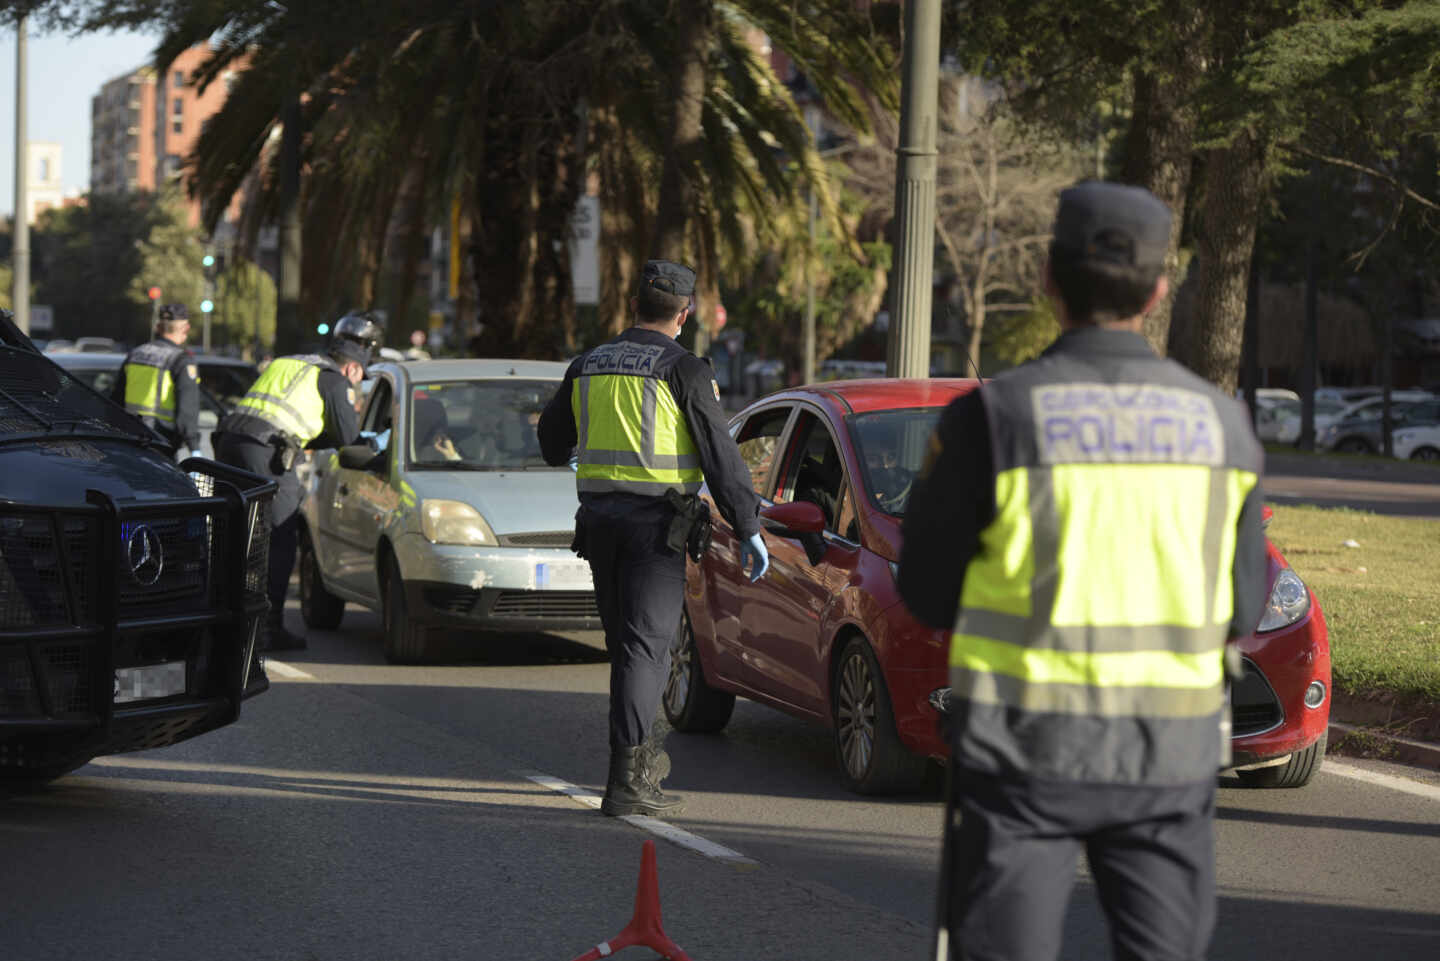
[{"x1": 1328, "y1": 691, "x2": 1440, "y2": 772}]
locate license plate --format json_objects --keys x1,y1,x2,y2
[
  {"x1": 535, "y1": 560, "x2": 591, "y2": 590},
  {"x1": 114, "y1": 662, "x2": 187, "y2": 704}
]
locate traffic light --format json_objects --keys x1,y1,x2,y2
[
  {"x1": 147, "y1": 286, "x2": 162, "y2": 301},
  {"x1": 202, "y1": 254, "x2": 215, "y2": 268},
  {"x1": 200, "y1": 299, "x2": 214, "y2": 314},
  {"x1": 317, "y1": 322, "x2": 331, "y2": 336}
]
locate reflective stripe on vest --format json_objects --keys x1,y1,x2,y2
[
  {"x1": 950, "y1": 378, "x2": 1259, "y2": 784},
  {"x1": 123, "y1": 342, "x2": 183, "y2": 424},
  {"x1": 233, "y1": 354, "x2": 335, "y2": 445},
  {"x1": 571, "y1": 342, "x2": 702, "y2": 497}
]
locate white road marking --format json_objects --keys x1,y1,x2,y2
[
  {"x1": 525, "y1": 773, "x2": 757, "y2": 865},
  {"x1": 264, "y1": 659, "x2": 315, "y2": 680},
  {"x1": 1324, "y1": 758, "x2": 1440, "y2": 802}
]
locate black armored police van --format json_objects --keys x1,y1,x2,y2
[{"x1": 0, "y1": 312, "x2": 275, "y2": 785}]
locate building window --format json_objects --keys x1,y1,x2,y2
[
  {"x1": 37, "y1": 157, "x2": 49, "y2": 181},
  {"x1": 173, "y1": 69, "x2": 185, "y2": 88},
  {"x1": 127, "y1": 158, "x2": 138, "y2": 179},
  {"x1": 172, "y1": 97, "x2": 183, "y2": 115},
  {"x1": 173, "y1": 119, "x2": 183, "y2": 135},
  {"x1": 165, "y1": 154, "x2": 182, "y2": 176}
]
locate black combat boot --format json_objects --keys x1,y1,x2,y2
[
  {"x1": 265, "y1": 611, "x2": 307, "y2": 652},
  {"x1": 601, "y1": 746, "x2": 685, "y2": 817}
]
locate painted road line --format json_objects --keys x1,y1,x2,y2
[
  {"x1": 264, "y1": 659, "x2": 315, "y2": 680},
  {"x1": 525, "y1": 772, "x2": 757, "y2": 865},
  {"x1": 1325, "y1": 758, "x2": 1440, "y2": 802}
]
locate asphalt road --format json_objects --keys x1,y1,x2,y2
[
  {"x1": 3, "y1": 606, "x2": 1438, "y2": 961},
  {"x1": 1264, "y1": 451, "x2": 1440, "y2": 516}
]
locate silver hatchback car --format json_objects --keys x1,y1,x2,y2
[{"x1": 298, "y1": 359, "x2": 598, "y2": 662}]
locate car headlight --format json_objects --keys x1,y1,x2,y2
[
  {"x1": 1256, "y1": 567, "x2": 1310, "y2": 632},
  {"x1": 420, "y1": 499, "x2": 498, "y2": 546}
]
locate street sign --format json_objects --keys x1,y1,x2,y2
[
  {"x1": 568, "y1": 195, "x2": 600, "y2": 306},
  {"x1": 28, "y1": 304, "x2": 52, "y2": 334}
]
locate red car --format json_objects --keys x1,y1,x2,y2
[{"x1": 665, "y1": 379, "x2": 1332, "y2": 793}]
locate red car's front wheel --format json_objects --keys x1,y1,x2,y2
[{"x1": 833, "y1": 636, "x2": 929, "y2": 795}]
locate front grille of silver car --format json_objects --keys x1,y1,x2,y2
[
  {"x1": 498, "y1": 531, "x2": 575, "y2": 548},
  {"x1": 490, "y1": 590, "x2": 599, "y2": 619}
]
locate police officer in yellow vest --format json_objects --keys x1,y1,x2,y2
[
  {"x1": 899, "y1": 183, "x2": 1267, "y2": 961},
  {"x1": 537, "y1": 260, "x2": 767, "y2": 818},
  {"x1": 112, "y1": 304, "x2": 201, "y2": 458},
  {"x1": 214, "y1": 311, "x2": 381, "y2": 651}
]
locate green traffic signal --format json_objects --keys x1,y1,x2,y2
[
  {"x1": 317, "y1": 322, "x2": 331, "y2": 335},
  {"x1": 202, "y1": 254, "x2": 215, "y2": 267},
  {"x1": 200, "y1": 299, "x2": 214, "y2": 313}
]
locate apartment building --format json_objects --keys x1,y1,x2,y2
[{"x1": 91, "y1": 44, "x2": 245, "y2": 227}]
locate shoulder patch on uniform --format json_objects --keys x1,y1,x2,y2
[
  {"x1": 186, "y1": 364, "x2": 199, "y2": 380},
  {"x1": 711, "y1": 379, "x2": 720, "y2": 403}
]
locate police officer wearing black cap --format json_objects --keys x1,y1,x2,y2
[
  {"x1": 898, "y1": 183, "x2": 1267, "y2": 961},
  {"x1": 213, "y1": 311, "x2": 381, "y2": 650},
  {"x1": 113, "y1": 303, "x2": 202, "y2": 458},
  {"x1": 538, "y1": 260, "x2": 768, "y2": 818}
]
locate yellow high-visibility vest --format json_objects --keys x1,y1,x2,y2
[
  {"x1": 571, "y1": 339, "x2": 702, "y2": 497},
  {"x1": 122, "y1": 341, "x2": 185, "y2": 425},
  {"x1": 232, "y1": 354, "x2": 336, "y2": 446},
  {"x1": 950, "y1": 365, "x2": 1262, "y2": 785}
]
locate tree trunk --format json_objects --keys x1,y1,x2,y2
[
  {"x1": 1177, "y1": 131, "x2": 1269, "y2": 394},
  {"x1": 649, "y1": 2, "x2": 712, "y2": 261},
  {"x1": 1120, "y1": 56, "x2": 1202, "y2": 356},
  {"x1": 276, "y1": 97, "x2": 304, "y2": 355}
]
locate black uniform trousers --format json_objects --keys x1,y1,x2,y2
[
  {"x1": 578, "y1": 500, "x2": 686, "y2": 749},
  {"x1": 213, "y1": 432, "x2": 303, "y2": 617},
  {"x1": 947, "y1": 771, "x2": 1215, "y2": 961}
]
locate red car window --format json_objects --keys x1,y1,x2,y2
[
  {"x1": 774, "y1": 412, "x2": 858, "y2": 541},
  {"x1": 734, "y1": 405, "x2": 792, "y2": 496}
]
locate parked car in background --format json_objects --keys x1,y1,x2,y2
[
  {"x1": 0, "y1": 312, "x2": 274, "y2": 785},
  {"x1": 668, "y1": 380, "x2": 1332, "y2": 793},
  {"x1": 1393, "y1": 424, "x2": 1440, "y2": 462},
  {"x1": 49, "y1": 352, "x2": 259, "y2": 459},
  {"x1": 72, "y1": 336, "x2": 122, "y2": 353},
  {"x1": 1318, "y1": 397, "x2": 1440, "y2": 454},
  {"x1": 298, "y1": 359, "x2": 600, "y2": 662}
]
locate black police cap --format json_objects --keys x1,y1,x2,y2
[
  {"x1": 1052, "y1": 182, "x2": 1171, "y2": 270},
  {"x1": 640, "y1": 260, "x2": 697, "y2": 298}
]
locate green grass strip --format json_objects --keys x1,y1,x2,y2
[{"x1": 1266, "y1": 505, "x2": 1440, "y2": 704}]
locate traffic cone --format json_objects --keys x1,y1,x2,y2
[{"x1": 567, "y1": 840, "x2": 692, "y2": 961}]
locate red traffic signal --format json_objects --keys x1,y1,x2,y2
[{"x1": 147, "y1": 286, "x2": 162, "y2": 301}]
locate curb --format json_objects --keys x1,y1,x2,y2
[{"x1": 1327, "y1": 721, "x2": 1440, "y2": 774}]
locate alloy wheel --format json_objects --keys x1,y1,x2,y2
[
  {"x1": 836, "y1": 651, "x2": 877, "y2": 780},
  {"x1": 664, "y1": 617, "x2": 693, "y2": 717}
]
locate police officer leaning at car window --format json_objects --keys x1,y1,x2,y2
[
  {"x1": 112, "y1": 303, "x2": 202, "y2": 459},
  {"x1": 537, "y1": 260, "x2": 769, "y2": 818},
  {"x1": 898, "y1": 183, "x2": 1267, "y2": 961},
  {"x1": 213, "y1": 311, "x2": 381, "y2": 652}
]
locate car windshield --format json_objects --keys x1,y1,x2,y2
[
  {"x1": 850, "y1": 407, "x2": 944, "y2": 517},
  {"x1": 407, "y1": 379, "x2": 558, "y2": 470}
]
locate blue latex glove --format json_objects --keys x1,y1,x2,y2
[{"x1": 739, "y1": 532, "x2": 769, "y2": 583}]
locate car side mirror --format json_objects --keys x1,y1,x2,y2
[
  {"x1": 338, "y1": 444, "x2": 384, "y2": 472},
  {"x1": 761, "y1": 501, "x2": 828, "y2": 566}
]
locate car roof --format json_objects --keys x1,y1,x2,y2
[
  {"x1": 380, "y1": 358, "x2": 570, "y2": 381},
  {"x1": 759, "y1": 378, "x2": 983, "y2": 416},
  {"x1": 49, "y1": 351, "x2": 257, "y2": 368}
]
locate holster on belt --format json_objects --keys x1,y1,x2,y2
[
  {"x1": 664, "y1": 489, "x2": 712, "y2": 562},
  {"x1": 269, "y1": 433, "x2": 298, "y2": 473},
  {"x1": 570, "y1": 506, "x2": 590, "y2": 560}
]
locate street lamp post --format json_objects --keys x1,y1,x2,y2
[
  {"x1": 803, "y1": 104, "x2": 821, "y2": 385},
  {"x1": 886, "y1": 0, "x2": 942, "y2": 379},
  {"x1": 12, "y1": 16, "x2": 28, "y2": 335}
]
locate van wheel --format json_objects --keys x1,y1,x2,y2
[
  {"x1": 663, "y1": 610, "x2": 735, "y2": 732},
  {"x1": 833, "y1": 636, "x2": 929, "y2": 795},
  {"x1": 1410, "y1": 446, "x2": 1440, "y2": 462},
  {"x1": 381, "y1": 555, "x2": 429, "y2": 664},
  {"x1": 299, "y1": 530, "x2": 345, "y2": 630},
  {"x1": 1236, "y1": 731, "x2": 1326, "y2": 788}
]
